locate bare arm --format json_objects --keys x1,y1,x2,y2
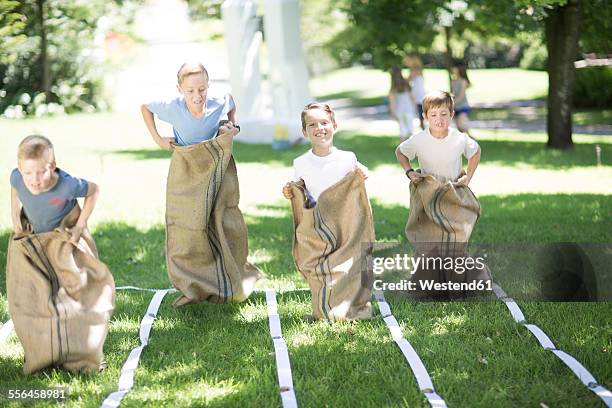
[
  {"x1": 282, "y1": 182, "x2": 293, "y2": 199},
  {"x1": 10, "y1": 187, "x2": 23, "y2": 234},
  {"x1": 458, "y1": 148, "x2": 481, "y2": 185},
  {"x1": 70, "y1": 182, "x2": 100, "y2": 243},
  {"x1": 140, "y1": 104, "x2": 174, "y2": 150},
  {"x1": 218, "y1": 95, "x2": 240, "y2": 138},
  {"x1": 388, "y1": 92, "x2": 397, "y2": 118},
  {"x1": 228, "y1": 95, "x2": 238, "y2": 124},
  {"x1": 395, "y1": 146, "x2": 420, "y2": 181}
]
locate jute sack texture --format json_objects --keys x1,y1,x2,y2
[
  {"x1": 166, "y1": 131, "x2": 261, "y2": 306},
  {"x1": 290, "y1": 172, "x2": 375, "y2": 321},
  {"x1": 6, "y1": 206, "x2": 115, "y2": 374},
  {"x1": 405, "y1": 175, "x2": 491, "y2": 297}
]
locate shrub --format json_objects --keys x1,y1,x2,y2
[{"x1": 574, "y1": 66, "x2": 612, "y2": 108}]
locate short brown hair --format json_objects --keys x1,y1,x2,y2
[
  {"x1": 422, "y1": 90, "x2": 454, "y2": 115},
  {"x1": 18, "y1": 135, "x2": 55, "y2": 165},
  {"x1": 301, "y1": 102, "x2": 336, "y2": 130},
  {"x1": 177, "y1": 62, "x2": 209, "y2": 85}
]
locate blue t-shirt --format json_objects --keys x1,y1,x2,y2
[
  {"x1": 147, "y1": 89, "x2": 234, "y2": 146},
  {"x1": 10, "y1": 168, "x2": 90, "y2": 233}
]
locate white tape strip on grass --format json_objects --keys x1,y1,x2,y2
[
  {"x1": 492, "y1": 283, "x2": 612, "y2": 407},
  {"x1": 0, "y1": 319, "x2": 14, "y2": 345},
  {"x1": 265, "y1": 289, "x2": 298, "y2": 408},
  {"x1": 100, "y1": 289, "x2": 171, "y2": 408},
  {"x1": 374, "y1": 291, "x2": 447, "y2": 408},
  {"x1": 115, "y1": 286, "x2": 168, "y2": 292}
]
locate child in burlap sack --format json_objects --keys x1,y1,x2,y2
[
  {"x1": 282, "y1": 102, "x2": 367, "y2": 204},
  {"x1": 395, "y1": 91, "x2": 489, "y2": 298},
  {"x1": 283, "y1": 103, "x2": 375, "y2": 321},
  {"x1": 8, "y1": 135, "x2": 114, "y2": 374},
  {"x1": 141, "y1": 62, "x2": 240, "y2": 148},
  {"x1": 395, "y1": 90, "x2": 480, "y2": 186},
  {"x1": 140, "y1": 62, "x2": 261, "y2": 305},
  {"x1": 11, "y1": 135, "x2": 100, "y2": 238}
]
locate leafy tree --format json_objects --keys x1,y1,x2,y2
[
  {"x1": 184, "y1": 0, "x2": 224, "y2": 19},
  {"x1": 0, "y1": 0, "x2": 140, "y2": 117},
  {"x1": 327, "y1": 0, "x2": 610, "y2": 149},
  {"x1": 328, "y1": 0, "x2": 446, "y2": 70}
]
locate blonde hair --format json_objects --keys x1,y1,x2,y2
[
  {"x1": 404, "y1": 53, "x2": 423, "y2": 70},
  {"x1": 176, "y1": 62, "x2": 209, "y2": 85},
  {"x1": 422, "y1": 90, "x2": 454, "y2": 115},
  {"x1": 18, "y1": 135, "x2": 56, "y2": 166},
  {"x1": 301, "y1": 102, "x2": 336, "y2": 131}
]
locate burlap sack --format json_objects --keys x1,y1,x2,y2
[
  {"x1": 290, "y1": 172, "x2": 375, "y2": 321},
  {"x1": 166, "y1": 131, "x2": 261, "y2": 306},
  {"x1": 405, "y1": 175, "x2": 491, "y2": 298},
  {"x1": 6, "y1": 206, "x2": 115, "y2": 374}
]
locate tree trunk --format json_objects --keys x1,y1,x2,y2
[
  {"x1": 444, "y1": 25, "x2": 453, "y2": 91},
  {"x1": 545, "y1": 0, "x2": 582, "y2": 149},
  {"x1": 37, "y1": 0, "x2": 50, "y2": 100}
]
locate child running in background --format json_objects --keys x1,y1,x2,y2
[
  {"x1": 451, "y1": 61, "x2": 472, "y2": 136},
  {"x1": 388, "y1": 67, "x2": 417, "y2": 141},
  {"x1": 405, "y1": 54, "x2": 426, "y2": 130}
]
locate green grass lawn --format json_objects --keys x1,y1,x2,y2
[{"x1": 0, "y1": 107, "x2": 610, "y2": 407}]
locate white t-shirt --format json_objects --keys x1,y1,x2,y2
[
  {"x1": 398, "y1": 128, "x2": 479, "y2": 182},
  {"x1": 293, "y1": 148, "x2": 359, "y2": 201}
]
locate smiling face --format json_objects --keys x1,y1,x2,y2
[
  {"x1": 18, "y1": 152, "x2": 57, "y2": 195},
  {"x1": 425, "y1": 105, "x2": 454, "y2": 137},
  {"x1": 178, "y1": 72, "x2": 209, "y2": 113},
  {"x1": 302, "y1": 108, "x2": 337, "y2": 155}
]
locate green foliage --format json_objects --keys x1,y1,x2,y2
[
  {"x1": 0, "y1": 1, "x2": 26, "y2": 66},
  {"x1": 327, "y1": 0, "x2": 445, "y2": 69},
  {"x1": 299, "y1": 0, "x2": 346, "y2": 75},
  {"x1": 520, "y1": 38, "x2": 547, "y2": 70},
  {"x1": 574, "y1": 66, "x2": 612, "y2": 109},
  {"x1": 0, "y1": 0, "x2": 105, "y2": 117},
  {"x1": 0, "y1": 0, "x2": 141, "y2": 118},
  {"x1": 580, "y1": 0, "x2": 611, "y2": 53},
  {"x1": 184, "y1": 0, "x2": 223, "y2": 19},
  {"x1": 513, "y1": 0, "x2": 610, "y2": 55},
  {"x1": 463, "y1": 37, "x2": 523, "y2": 68}
]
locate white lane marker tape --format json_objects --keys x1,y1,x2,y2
[
  {"x1": 0, "y1": 319, "x2": 14, "y2": 345},
  {"x1": 492, "y1": 283, "x2": 612, "y2": 407},
  {"x1": 265, "y1": 289, "x2": 298, "y2": 408},
  {"x1": 100, "y1": 289, "x2": 171, "y2": 408},
  {"x1": 374, "y1": 290, "x2": 448, "y2": 408}
]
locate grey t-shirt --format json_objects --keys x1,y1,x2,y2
[{"x1": 10, "y1": 168, "x2": 89, "y2": 233}]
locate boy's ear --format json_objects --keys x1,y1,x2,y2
[
  {"x1": 176, "y1": 83, "x2": 183, "y2": 94},
  {"x1": 449, "y1": 110, "x2": 455, "y2": 120},
  {"x1": 301, "y1": 128, "x2": 308, "y2": 138}
]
